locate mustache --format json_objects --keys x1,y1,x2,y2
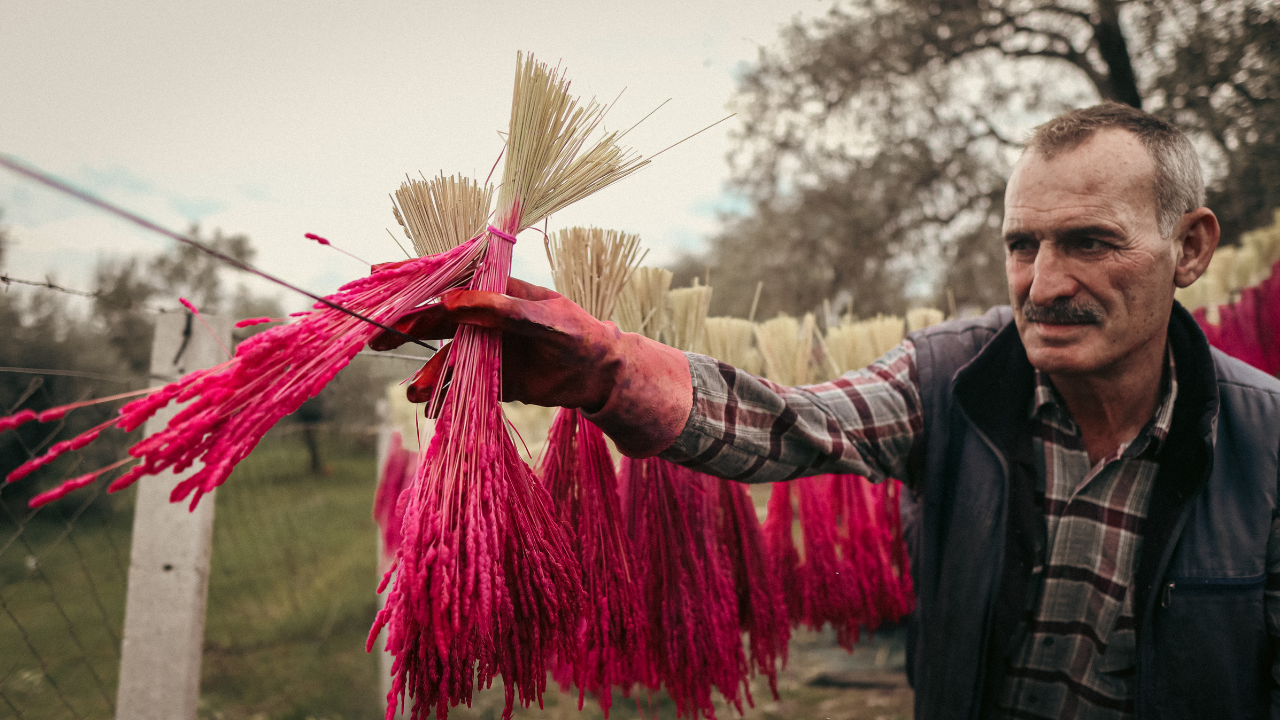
[{"x1": 1021, "y1": 298, "x2": 1103, "y2": 324}]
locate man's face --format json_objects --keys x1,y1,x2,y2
[{"x1": 1004, "y1": 129, "x2": 1179, "y2": 379}]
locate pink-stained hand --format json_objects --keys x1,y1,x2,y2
[{"x1": 370, "y1": 277, "x2": 694, "y2": 458}]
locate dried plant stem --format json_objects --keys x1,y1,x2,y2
[
  {"x1": 392, "y1": 174, "x2": 494, "y2": 256},
  {"x1": 667, "y1": 282, "x2": 713, "y2": 354},
  {"x1": 614, "y1": 267, "x2": 672, "y2": 341},
  {"x1": 377, "y1": 51, "x2": 655, "y2": 720},
  {"x1": 754, "y1": 313, "x2": 817, "y2": 387},
  {"x1": 703, "y1": 317, "x2": 762, "y2": 375},
  {"x1": 545, "y1": 227, "x2": 645, "y2": 321}
]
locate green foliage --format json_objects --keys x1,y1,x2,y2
[
  {"x1": 686, "y1": 0, "x2": 1280, "y2": 319},
  {"x1": 0, "y1": 218, "x2": 285, "y2": 515}
]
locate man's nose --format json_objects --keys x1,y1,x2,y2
[{"x1": 1028, "y1": 243, "x2": 1079, "y2": 305}]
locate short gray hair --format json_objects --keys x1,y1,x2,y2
[{"x1": 1027, "y1": 103, "x2": 1205, "y2": 238}]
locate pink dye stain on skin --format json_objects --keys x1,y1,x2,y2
[{"x1": 540, "y1": 408, "x2": 645, "y2": 717}]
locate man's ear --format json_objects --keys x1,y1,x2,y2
[{"x1": 1174, "y1": 208, "x2": 1221, "y2": 288}]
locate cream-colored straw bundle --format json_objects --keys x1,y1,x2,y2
[
  {"x1": 703, "y1": 317, "x2": 763, "y2": 375},
  {"x1": 546, "y1": 227, "x2": 645, "y2": 321},
  {"x1": 906, "y1": 308, "x2": 946, "y2": 333},
  {"x1": 1176, "y1": 209, "x2": 1280, "y2": 316},
  {"x1": 392, "y1": 173, "x2": 494, "y2": 256},
  {"x1": 754, "y1": 313, "x2": 817, "y2": 386},
  {"x1": 667, "y1": 282, "x2": 714, "y2": 353},
  {"x1": 615, "y1": 267, "x2": 673, "y2": 341},
  {"x1": 825, "y1": 314, "x2": 905, "y2": 374}
]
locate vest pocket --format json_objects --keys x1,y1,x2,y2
[{"x1": 1149, "y1": 574, "x2": 1268, "y2": 718}]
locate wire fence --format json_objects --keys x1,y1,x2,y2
[{"x1": 0, "y1": 329, "x2": 429, "y2": 720}]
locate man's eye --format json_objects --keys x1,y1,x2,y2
[
  {"x1": 1076, "y1": 238, "x2": 1109, "y2": 253},
  {"x1": 1007, "y1": 239, "x2": 1035, "y2": 254}
]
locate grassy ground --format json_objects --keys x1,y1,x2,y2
[{"x1": 0, "y1": 430, "x2": 912, "y2": 720}]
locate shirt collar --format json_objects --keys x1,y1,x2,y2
[{"x1": 1030, "y1": 344, "x2": 1179, "y2": 457}]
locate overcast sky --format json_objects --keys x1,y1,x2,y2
[{"x1": 1, "y1": 0, "x2": 821, "y2": 313}]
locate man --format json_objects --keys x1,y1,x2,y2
[{"x1": 374, "y1": 103, "x2": 1280, "y2": 718}]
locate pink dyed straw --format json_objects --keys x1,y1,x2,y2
[
  {"x1": 369, "y1": 227, "x2": 583, "y2": 720},
  {"x1": 2, "y1": 239, "x2": 484, "y2": 509},
  {"x1": 540, "y1": 408, "x2": 646, "y2": 717}
]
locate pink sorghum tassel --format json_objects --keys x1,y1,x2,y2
[
  {"x1": 374, "y1": 430, "x2": 418, "y2": 566},
  {"x1": 621, "y1": 457, "x2": 747, "y2": 719},
  {"x1": 794, "y1": 475, "x2": 863, "y2": 647},
  {"x1": 368, "y1": 230, "x2": 582, "y2": 720},
  {"x1": 3, "y1": 239, "x2": 482, "y2": 508},
  {"x1": 540, "y1": 408, "x2": 645, "y2": 717},
  {"x1": 762, "y1": 482, "x2": 805, "y2": 626},
  {"x1": 713, "y1": 477, "x2": 789, "y2": 697},
  {"x1": 769, "y1": 475, "x2": 914, "y2": 649}
]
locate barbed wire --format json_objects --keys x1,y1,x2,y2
[
  {"x1": 0, "y1": 154, "x2": 437, "y2": 352},
  {"x1": 1, "y1": 273, "x2": 175, "y2": 315}
]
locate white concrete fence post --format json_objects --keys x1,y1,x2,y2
[{"x1": 116, "y1": 312, "x2": 231, "y2": 720}]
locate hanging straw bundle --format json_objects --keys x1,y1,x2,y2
[
  {"x1": 816, "y1": 310, "x2": 927, "y2": 643},
  {"x1": 375, "y1": 430, "x2": 419, "y2": 569},
  {"x1": 754, "y1": 313, "x2": 817, "y2": 387},
  {"x1": 700, "y1": 315, "x2": 790, "y2": 696},
  {"x1": 393, "y1": 173, "x2": 495, "y2": 257},
  {"x1": 614, "y1": 274, "x2": 747, "y2": 718},
  {"x1": 614, "y1": 266, "x2": 672, "y2": 343},
  {"x1": 666, "y1": 282, "x2": 713, "y2": 355},
  {"x1": 906, "y1": 307, "x2": 945, "y2": 333},
  {"x1": 538, "y1": 227, "x2": 646, "y2": 716},
  {"x1": 371, "y1": 53, "x2": 651, "y2": 720},
  {"x1": 1180, "y1": 209, "x2": 1280, "y2": 374},
  {"x1": 702, "y1": 317, "x2": 763, "y2": 376},
  {"x1": 823, "y1": 313, "x2": 905, "y2": 376},
  {"x1": 753, "y1": 313, "x2": 867, "y2": 641}
]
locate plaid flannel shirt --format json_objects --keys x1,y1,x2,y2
[{"x1": 660, "y1": 341, "x2": 1280, "y2": 719}]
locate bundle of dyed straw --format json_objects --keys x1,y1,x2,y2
[
  {"x1": 615, "y1": 272, "x2": 750, "y2": 718},
  {"x1": 538, "y1": 227, "x2": 646, "y2": 716},
  {"x1": 375, "y1": 430, "x2": 418, "y2": 567},
  {"x1": 751, "y1": 310, "x2": 917, "y2": 647},
  {"x1": 368, "y1": 53, "x2": 655, "y2": 720},
  {"x1": 822, "y1": 312, "x2": 920, "y2": 636},
  {"x1": 1178, "y1": 211, "x2": 1280, "y2": 375},
  {"x1": 1, "y1": 238, "x2": 483, "y2": 509},
  {"x1": 699, "y1": 314, "x2": 790, "y2": 696}
]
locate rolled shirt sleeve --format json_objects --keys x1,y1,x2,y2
[{"x1": 659, "y1": 341, "x2": 924, "y2": 485}]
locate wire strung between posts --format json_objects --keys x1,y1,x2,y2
[
  {"x1": 1, "y1": 273, "x2": 172, "y2": 314},
  {"x1": 0, "y1": 153, "x2": 436, "y2": 353}
]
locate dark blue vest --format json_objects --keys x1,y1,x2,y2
[{"x1": 905, "y1": 304, "x2": 1280, "y2": 719}]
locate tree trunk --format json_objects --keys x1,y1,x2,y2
[{"x1": 1094, "y1": 0, "x2": 1143, "y2": 108}]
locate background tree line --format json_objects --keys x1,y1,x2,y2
[{"x1": 674, "y1": 0, "x2": 1279, "y2": 321}]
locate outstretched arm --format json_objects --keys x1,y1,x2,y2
[
  {"x1": 657, "y1": 345, "x2": 923, "y2": 485},
  {"x1": 371, "y1": 277, "x2": 924, "y2": 482}
]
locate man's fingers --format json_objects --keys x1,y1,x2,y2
[
  {"x1": 406, "y1": 343, "x2": 452, "y2": 404},
  {"x1": 369, "y1": 280, "x2": 563, "y2": 352},
  {"x1": 368, "y1": 305, "x2": 461, "y2": 351}
]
